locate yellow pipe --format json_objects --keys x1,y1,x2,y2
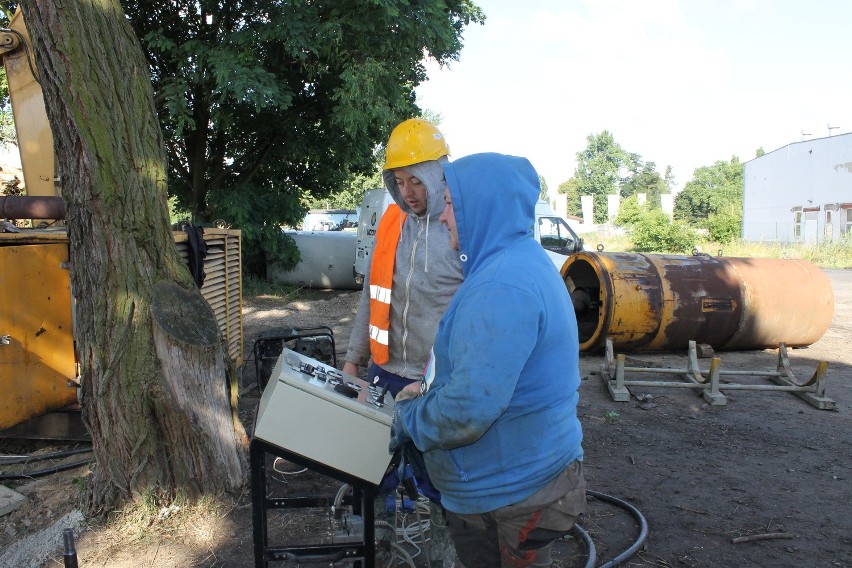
[{"x1": 562, "y1": 252, "x2": 834, "y2": 352}]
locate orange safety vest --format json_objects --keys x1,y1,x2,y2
[{"x1": 368, "y1": 204, "x2": 406, "y2": 365}]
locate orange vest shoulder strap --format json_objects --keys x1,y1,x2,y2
[{"x1": 368, "y1": 204, "x2": 406, "y2": 365}]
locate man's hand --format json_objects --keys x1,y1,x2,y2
[
  {"x1": 342, "y1": 361, "x2": 359, "y2": 377},
  {"x1": 395, "y1": 381, "x2": 422, "y2": 402}
]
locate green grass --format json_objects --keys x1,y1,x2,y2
[
  {"x1": 580, "y1": 232, "x2": 632, "y2": 254},
  {"x1": 579, "y1": 232, "x2": 852, "y2": 269},
  {"x1": 242, "y1": 274, "x2": 302, "y2": 298},
  {"x1": 705, "y1": 238, "x2": 852, "y2": 269},
  {"x1": 242, "y1": 274, "x2": 346, "y2": 301}
]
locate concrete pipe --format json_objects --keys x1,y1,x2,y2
[{"x1": 561, "y1": 252, "x2": 834, "y2": 352}]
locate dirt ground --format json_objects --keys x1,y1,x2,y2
[{"x1": 1, "y1": 270, "x2": 850, "y2": 567}]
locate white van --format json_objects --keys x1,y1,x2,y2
[
  {"x1": 534, "y1": 200, "x2": 585, "y2": 266},
  {"x1": 354, "y1": 189, "x2": 395, "y2": 283},
  {"x1": 353, "y1": 190, "x2": 583, "y2": 283}
]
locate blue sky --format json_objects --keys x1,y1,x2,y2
[{"x1": 415, "y1": 0, "x2": 852, "y2": 194}]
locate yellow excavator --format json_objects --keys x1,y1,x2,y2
[{"x1": 0, "y1": 9, "x2": 243, "y2": 434}]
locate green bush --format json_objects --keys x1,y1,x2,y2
[
  {"x1": 706, "y1": 210, "x2": 742, "y2": 244},
  {"x1": 630, "y1": 210, "x2": 697, "y2": 253},
  {"x1": 613, "y1": 195, "x2": 646, "y2": 228}
]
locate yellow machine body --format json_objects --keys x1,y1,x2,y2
[
  {"x1": 0, "y1": 232, "x2": 77, "y2": 428},
  {"x1": 0, "y1": 10, "x2": 245, "y2": 432},
  {"x1": 562, "y1": 252, "x2": 835, "y2": 352},
  {"x1": 3, "y1": 9, "x2": 58, "y2": 198},
  {"x1": 0, "y1": 229, "x2": 244, "y2": 430}
]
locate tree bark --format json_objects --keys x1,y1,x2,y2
[{"x1": 18, "y1": 0, "x2": 245, "y2": 512}]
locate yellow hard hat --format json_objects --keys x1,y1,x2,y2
[{"x1": 383, "y1": 118, "x2": 450, "y2": 170}]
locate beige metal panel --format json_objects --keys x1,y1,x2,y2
[
  {"x1": 254, "y1": 350, "x2": 394, "y2": 484},
  {"x1": 172, "y1": 229, "x2": 243, "y2": 364}
]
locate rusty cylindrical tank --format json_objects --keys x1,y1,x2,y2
[
  {"x1": 0, "y1": 195, "x2": 66, "y2": 219},
  {"x1": 561, "y1": 252, "x2": 835, "y2": 352}
]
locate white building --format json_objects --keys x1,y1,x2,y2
[{"x1": 743, "y1": 133, "x2": 852, "y2": 243}]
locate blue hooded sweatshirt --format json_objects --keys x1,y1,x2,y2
[{"x1": 391, "y1": 152, "x2": 583, "y2": 515}]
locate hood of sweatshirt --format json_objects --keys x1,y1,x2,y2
[
  {"x1": 382, "y1": 156, "x2": 449, "y2": 219},
  {"x1": 442, "y1": 153, "x2": 540, "y2": 276}
]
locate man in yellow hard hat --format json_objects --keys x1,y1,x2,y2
[{"x1": 343, "y1": 118, "x2": 463, "y2": 566}]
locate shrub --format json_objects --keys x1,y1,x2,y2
[
  {"x1": 631, "y1": 210, "x2": 697, "y2": 253},
  {"x1": 706, "y1": 210, "x2": 742, "y2": 244},
  {"x1": 613, "y1": 195, "x2": 646, "y2": 228}
]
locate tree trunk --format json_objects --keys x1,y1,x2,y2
[{"x1": 18, "y1": 0, "x2": 245, "y2": 512}]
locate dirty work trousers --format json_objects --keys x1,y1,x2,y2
[
  {"x1": 369, "y1": 363, "x2": 457, "y2": 567},
  {"x1": 445, "y1": 461, "x2": 586, "y2": 568}
]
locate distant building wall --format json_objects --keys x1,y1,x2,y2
[
  {"x1": 743, "y1": 133, "x2": 852, "y2": 243},
  {"x1": 581, "y1": 195, "x2": 594, "y2": 225},
  {"x1": 551, "y1": 193, "x2": 584, "y2": 232},
  {"x1": 660, "y1": 194, "x2": 674, "y2": 219}
]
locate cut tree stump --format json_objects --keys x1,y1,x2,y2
[{"x1": 151, "y1": 280, "x2": 244, "y2": 493}]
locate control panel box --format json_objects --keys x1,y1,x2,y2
[{"x1": 253, "y1": 349, "x2": 396, "y2": 484}]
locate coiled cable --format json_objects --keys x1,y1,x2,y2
[{"x1": 584, "y1": 489, "x2": 648, "y2": 568}]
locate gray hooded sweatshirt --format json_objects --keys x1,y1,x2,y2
[{"x1": 345, "y1": 159, "x2": 464, "y2": 380}]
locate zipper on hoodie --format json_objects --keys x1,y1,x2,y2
[{"x1": 399, "y1": 217, "x2": 424, "y2": 376}]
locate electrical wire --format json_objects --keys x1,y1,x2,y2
[
  {"x1": 333, "y1": 483, "x2": 351, "y2": 511},
  {"x1": 272, "y1": 457, "x2": 307, "y2": 475},
  {"x1": 413, "y1": 499, "x2": 431, "y2": 562},
  {"x1": 374, "y1": 493, "x2": 433, "y2": 567},
  {"x1": 0, "y1": 446, "x2": 93, "y2": 466},
  {"x1": 325, "y1": 483, "x2": 645, "y2": 568},
  {"x1": 380, "y1": 489, "x2": 645, "y2": 568},
  {"x1": 387, "y1": 541, "x2": 416, "y2": 568},
  {"x1": 0, "y1": 456, "x2": 92, "y2": 481},
  {"x1": 586, "y1": 489, "x2": 648, "y2": 568}
]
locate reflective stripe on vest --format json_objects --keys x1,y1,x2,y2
[{"x1": 368, "y1": 204, "x2": 406, "y2": 365}]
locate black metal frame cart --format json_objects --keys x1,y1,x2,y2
[{"x1": 250, "y1": 436, "x2": 378, "y2": 567}]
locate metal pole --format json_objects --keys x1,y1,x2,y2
[{"x1": 63, "y1": 528, "x2": 79, "y2": 568}]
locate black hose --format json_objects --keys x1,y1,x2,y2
[
  {"x1": 586, "y1": 489, "x2": 648, "y2": 568},
  {"x1": 0, "y1": 446, "x2": 93, "y2": 466},
  {"x1": 0, "y1": 28, "x2": 42, "y2": 86},
  {"x1": 570, "y1": 524, "x2": 597, "y2": 568},
  {"x1": 0, "y1": 456, "x2": 93, "y2": 481}
]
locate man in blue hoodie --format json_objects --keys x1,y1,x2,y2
[{"x1": 390, "y1": 153, "x2": 586, "y2": 567}]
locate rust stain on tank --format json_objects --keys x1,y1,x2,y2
[{"x1": 561, "y1": 252, "x2": 834, "y2": 353}]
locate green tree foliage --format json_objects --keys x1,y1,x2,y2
[
  {"x1": 120, "y1": 0, "x2": 484, "y2": 274},
  {"x1": 674, "y1": 156, "x2": 743, "y2": 227},
  {"x1": 613, "y1": 194, "x2": 647, "y2": 228},
  {"x1": 562, "y1": 133, "x2": 673, "y2": 222},
  {"x1": 631, "y1": 209, "x2": 697, "y2": 253},
  {"x1": 0, "y1": 9, "x2": 17, "y2": 148},
  {"x1": 664, "y1": 165, "x2": 676, "y2": 194},
  {"x1": 620, "y1": 160, "x2": 667, "y2": 209},
  {"x1": 557, "y1": 177, "x2": 583, "y2": 217},
  {"x1": 305, "y1": 170, "x2": 383, "y2": 211},
  {"x1": 538, "y1": 175, "x2": 549, "y2": 202},
  {"x1": 574, "y1": 130, "x2": 626, "y2": 223},
  {"x1": 706, "y1": 209, "x2": 743, "y2": 243}
]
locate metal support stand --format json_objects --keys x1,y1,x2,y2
[
  {"x1": 251, "y1": 437, "x2": 377, "y2": 567},
  {"x1": 601, "y1": 339, "x2": 835, "y2": 410},
  {"x1": 248, "y1": 327, "x2": 337, "y2": 391}
]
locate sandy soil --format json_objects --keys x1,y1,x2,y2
[{"x1": 2, "y1": 271, "x2": 850, "y2": 567}]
